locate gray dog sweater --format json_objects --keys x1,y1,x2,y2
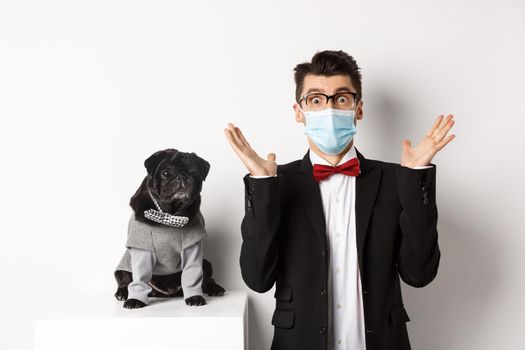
[{"x1": 115, "y1": 210, "x2": 208, "y2": 303}]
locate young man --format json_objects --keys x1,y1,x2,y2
[{"x1": 224, "y1": 50, "x2": 455, "y2": 350}]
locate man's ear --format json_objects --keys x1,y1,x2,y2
[
  {"x1": 293, "y1": 103, "x2": 305, "y2": 124},
  {"x1": 144, "y1": 149, "x2": 177, "y2": 176},
  {"x1": 355, "y1": 100, "x2": 364, "y2": 120},
  {"x1": 190, "y1": 152, "x2": 210, "y2": 181}
]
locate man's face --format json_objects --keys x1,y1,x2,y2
[{"x1": 293, "y1": 74, "x2": 363, "y2": 125}]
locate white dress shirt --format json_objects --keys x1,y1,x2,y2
[
  {"x1": 250, "y1": 147, "x2": 432, "y2": 349},
  {"x1": 310, "y1": 146, "x2": 365, "y2": 349}
]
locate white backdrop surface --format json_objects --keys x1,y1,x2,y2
[{"x1": 1, "y1": 1, "x2": 524, "y2": 349}]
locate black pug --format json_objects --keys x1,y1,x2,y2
[{"x1": 114, "y1": 148, "x2": 225, "y2": 309}]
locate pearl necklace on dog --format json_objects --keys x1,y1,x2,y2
[{"x1": 144, "y1": 189, "x2": 190, "y2": 227}]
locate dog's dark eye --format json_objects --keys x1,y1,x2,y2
[{"x1": 161, "y1": 170, "x2": 171, "y2": 177}]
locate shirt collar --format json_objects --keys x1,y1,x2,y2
[{"x1": 309, "y1": 144, "x2": 357, "y2": 167}]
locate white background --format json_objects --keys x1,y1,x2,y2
[{"x1": 1, "y1": 1, "x2": 524, "y2": 349}]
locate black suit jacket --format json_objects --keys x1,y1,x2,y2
[{"x1": 239, "y1": 147, "x2": 440, "y2": 350}]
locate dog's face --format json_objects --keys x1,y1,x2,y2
[{"x1": 143, "y1": 149, "x2": 210, "y2": 208}]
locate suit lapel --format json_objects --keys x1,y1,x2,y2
[
  {"x1": 296, "y1": 150, "x2": 327, "y2": 251},
  {"x1": 295, "y1": 147, "x2": 383, "y2": 266},
  {"x1": 355, "y1": 147, "x2": 382, "y2": 268}
]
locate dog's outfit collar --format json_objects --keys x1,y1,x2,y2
[{"x1": 144, "y1": 189, "x2": 189, "y2": 227}]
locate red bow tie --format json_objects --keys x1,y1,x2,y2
[{"x1": 312, "y1": 157, "x2": 361, "y2": 182}]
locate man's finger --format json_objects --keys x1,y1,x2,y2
[
  {"x1": 226, "y1": 124, "x2": 247, "y2": 152},
  {"x1": 224, "y1": 128, "x2": 247, "y2": 158},
  {"x1": 434, "y1": 118, "x2": 455, "y2": 142},
  {"x1": 437, "y1": 115, "x2": 454, "y2": 132},
  {"x1": 235, "y1": 126, "x2": 251, "y2": 149},
  {"x1": 224, "y1": 128, "x2": 241, "y2": 151},
  {"x1": 436, "y1": 134, "x2": 456, "y2": 151},
  {"x1": 427, "y1": 115, "x2": 444, "y2": 137},
  {"x1": 225, "y1": 125, "x2": 242, "y2": 148},
  {"x1": 267, "y1": 153, "x2": 276, "y2": 162}
]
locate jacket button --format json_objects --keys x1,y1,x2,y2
[
  {"x1": 249, "y1": 187, "x2": 255, "y2": 194},
  {"x1": 320, "y1": 289, "x2": 327, "y2": 297},
  {"x1": 366, "y1": 329, "x2": 373, "y2": 334},
  {"x1": 363, "y1": 290, "x2": 368, "y2": 294},
  {"x1": 321, "y1": 250, "x2": 325, "y2": 257},
  {"x1": 422, "y1": 191, "x2": 429, "y2": 205},
  {"x1": 319, "y1": 326, "x2": 326, "y2": 334}
]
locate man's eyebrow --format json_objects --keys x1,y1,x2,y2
[
  {"x1": 305, "y1": 88, "x2": 324, "y2": 94},
  {"x1": 335, "y1": 87, "x2": 354, "y2": 93},
  {"x1": 304, "y1": 87, "x2": 354, "y2": 95}
]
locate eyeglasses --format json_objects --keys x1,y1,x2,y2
[{"x1": 297, "y1": 92, "x2": 359, "y2": 111}]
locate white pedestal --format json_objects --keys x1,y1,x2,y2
[{"x1": 34, "y1": 290, "x2": 248, "y2": 350}]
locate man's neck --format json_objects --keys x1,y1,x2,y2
[{"x1": 308, "y1": 140, "x2": 355, "y2": 166}]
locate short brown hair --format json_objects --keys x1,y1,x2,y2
[{"x1": 293, "y1": 50, "x2": 362, "y2": 103}]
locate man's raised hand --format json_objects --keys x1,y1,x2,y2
[
  {"x1": 401, "y1": 114, "x2": 456, "y2": 168},
  {"x1": 224, "y1": 123, "x2": 277, "y2": 176}
]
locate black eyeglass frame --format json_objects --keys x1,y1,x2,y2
[{"x1": 297, "y1": 91, "x2": 360, "y2": 108}]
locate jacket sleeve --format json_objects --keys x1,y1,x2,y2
[
  {"x1": 396, "y1": 164, "x2": 441, "y2": 288},
  {"x1": 239, "y1": 173, "x2": 281, "y2": 293}
]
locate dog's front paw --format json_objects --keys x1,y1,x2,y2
[
  {"x1": 114, "y1": 287, "x2": 128, "y2": 301},
  {"x1": 185, "y1": 295, "x2": 206, "y2": 306},
  {"x1": 123, "y1": 299, "x2": 147, "y2": 309}
]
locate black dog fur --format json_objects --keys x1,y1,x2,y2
[{"x1": 114, "y1": 149, "x2": 225, "y2": 308}]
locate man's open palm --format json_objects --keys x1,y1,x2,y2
[
  {"x1": 401, "y1": 114, "x2": 456, "y2": 168},
  {"x1": 224, "y1": 123, "x2": 277, "y2": 176}
]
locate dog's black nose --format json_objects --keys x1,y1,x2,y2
[{"x1": 176, "y1": 175, "x2": 188, "y2": 182}]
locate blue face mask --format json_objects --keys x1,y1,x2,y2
[{"x1": 300, "y1": 107, "x2": 357, "y2": 155}]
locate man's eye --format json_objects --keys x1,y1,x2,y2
[
  {"x1": 337, "y1": 96, "x2": 347, "y2": 103},
  {"x1": 312, "y1": 98, "x2": 321, "y2": 104}
]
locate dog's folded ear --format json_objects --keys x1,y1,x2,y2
[
  {"x1": 144, "y1": 149, "x2": 178, "y2": 176},
  {"x1": 190, "y1": 152, "x2": 211, "y2": 181},
  {"x1": 129, "y1": 176, "x2": 150, "y2": 217}
]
